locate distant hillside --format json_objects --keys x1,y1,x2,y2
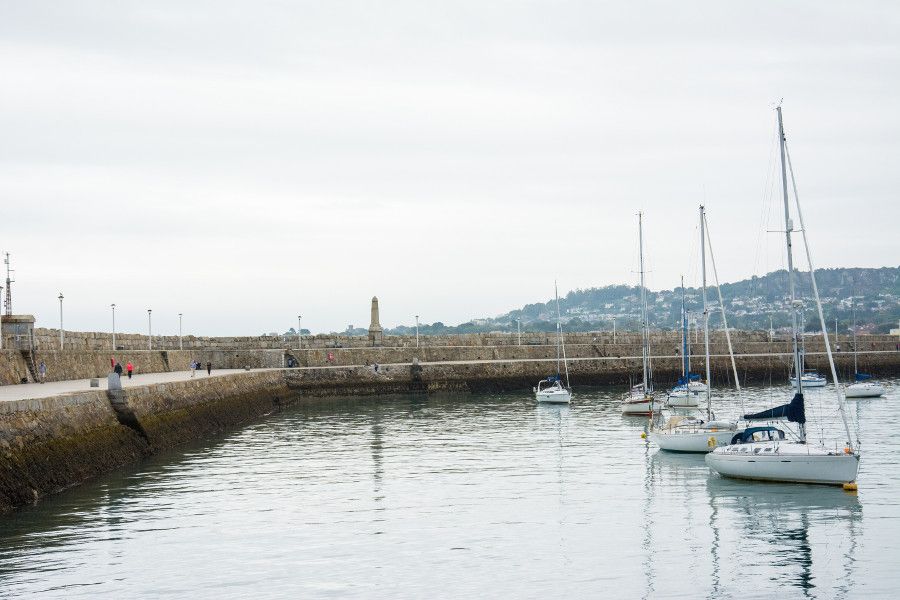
[{"x1": 385, "y1": 267, "x2": 900, "y2": 335}]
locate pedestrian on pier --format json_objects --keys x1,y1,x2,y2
[
  {"x1": 206, "y1": 361, "x2": 212, "y2": 375},
  {"x1": 38, "y1": 360, "x2": 47, "y2": 383},
  {"x1": 190, "y1": 360, "x2": 197, "y2": 377},
  {"x1": 126, "y1": 361, "x2": 134, "y2": 379},
  {"x1": 110, "y1": 357, "x2": 116, "y2": 370},
  {"x1": 114, "y1": 362, "x2": 123, "y2": 377}
]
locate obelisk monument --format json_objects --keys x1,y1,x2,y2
[{"x1": 368, "y1": 296, "x2": 383, "y2": 346}]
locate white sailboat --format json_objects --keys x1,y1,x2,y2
[
  {"x1": 789, "y1": 312, "x2": 827, "y2": 387},
  {"x1": 535, "y1": 281, "x2": 572, "y2": 404},
  {"x1": 845, "y1": 296, "x2": 885, "y2": 398},
  {"x1": 650, "y1": 206, "x2": 740, "y2": 452},
  {"x1": 706, "y1": 106, "x2": 860, "y2": 486},
  {"x1": 622, "y1": 212, "x2": 656, "y2": 415},
  {"x1": 666, "y1": 279, "x2": 702, "y2": 408}
]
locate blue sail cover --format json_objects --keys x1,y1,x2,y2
[
  {"x1": 742, "y1": 392, "x2": 806, "y2": 424},
  {"x1": 676, "y1": 373, "x2": 702, "y2": 386},
  {"x1": 855, "y1": 372, "x2": 873, "y2": 381}
]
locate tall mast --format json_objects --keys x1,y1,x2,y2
[
  {"x1": 777, "y1": 106, "x2": 803, "y2": 406},
  {"x1": 554, "y1": 281, "x2": 561, "y2": 378},
  {"x1": 784, "y1": 138, "x2": 854, "y2": 450},
  {"x1": 700, "y1": 205, "x2": 712, "y2": 420},
  {"x1": 852, "y1": 292, "x2": 858, "y2": 376},
  {"x1": 703, "y1": 209, "x2": 744, "y2": 414},
  {"x1": 555, "y1": 280, "x2": 570, "y2": 388},
  {"x1": 638, "y1": 212, "x2": 649, "y2": 393},
  {"x1": 681, "y1": 275, "x2": 689, "y2": 378}
]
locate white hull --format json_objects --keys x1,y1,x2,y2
[
  {"x1": 789, "y1": 376, "x2": 827, "y2": 388},
  {"x1": 536, "y1": 389, "x2": 571, "y2": 403},
  {"x1": 650, "y1": 428, "x2": 735, "y2": 453},
  {"x1": 622, "y1": 396, "x2": 654, "y2": 415},
  {"x1": 665, "y1": 392, "x2": 700, "y2": 408},
  {"x1": 845, "y1": 382, "x2": 885, "y2": 398},
  {"x1": 706, "y1": 442, "x2": 859, "y2": 485}
]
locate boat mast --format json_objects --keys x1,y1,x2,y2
[
  {"x1": 638, "y1": 212, "x2": 649, "y2": 394},
  {"x1": 783, "y1": 138, "x2": 855, "y2": 451},
  {"x1": 702, "y1": 209, "x2": 744, "y2": 414},
  {"x1": 681, "y1": 275, "x2": 689, "y2": 379},
  {"x1": 852, "y1": 295, "x2": 858, "y2": 376},
  {"x1": 700, "y1": 205, "x2": 712, "y2": 420},
  {"x1": 777, "y1": 105, "x2": 805, "y2": 441},
  {"x1": 554, "y1": 281, "x2": 561, "y2": 379},
  {"x1": 555, "y1": 280, "x2": 570, "y2": 388}
]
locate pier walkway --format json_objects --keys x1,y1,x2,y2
[{"x1": 0, "y1": 369, "x2": 253, "y2": 403}]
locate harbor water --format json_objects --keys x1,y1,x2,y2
[{"x1": 1, "y1": 381, "x2": 898, "y2": 598}]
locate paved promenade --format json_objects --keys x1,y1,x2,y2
[{"x1": 0, "y1": 369, "x2": 252, "y2": 402}]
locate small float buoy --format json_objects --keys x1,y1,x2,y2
[
  {"x1": 843, "y1": 482, "x2": 858, "y2": 492},
  {"x1": 640, "y1": 432, "x2": 647, "y2": 439},
  {"x1": 707, "y1": 437, "x2": 717, "y2": 448}
]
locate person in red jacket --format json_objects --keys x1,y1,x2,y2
[{"x1": 126, "y1": 361, "x2": 134, "y2": 379}]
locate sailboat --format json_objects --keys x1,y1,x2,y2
[
  {"x1": 845, "y1": 294, "x2": 885, "y2": 398},
  {"x1": 666, "y1": 276, "x2": 703, "y2": 408},
  {"x1": 650, "y1": 206, "x2": 739, "y2": 452},
  {"x1": 706, "y1": 105, "x2": 860, "y2": 486},
  {"x1": 622, "y1": 212, "x2": 656, "y2": 415},
  {"x1": 789, "y1": 311, "x2": 827, "y2": 387},
  {"x1": 535, "y1": 281, "x2": 572, "y2": 403}
]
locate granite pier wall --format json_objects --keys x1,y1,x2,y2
[
  {"x1": 3, "y1": 333, "x2": 898, "y2": 385},
  {"x1": 2, "y1": 350, "x2": 899, "y2": 513}
]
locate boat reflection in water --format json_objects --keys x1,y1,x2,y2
[{"x1": 645, "y1": 449, "x2": 861, "y2": 598}]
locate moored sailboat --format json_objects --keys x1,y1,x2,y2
[
  {"x1": 535, "y1": 281, "x2": 572, "y2": 403},
  {"x1": 845, "y1": 296, "x2": 885, "y2": 398},
  {"x1": 650, "y1": 206, "x2": 739, "y2": 452},
  {"x1": 622, "y1": 212, "x2": 656, "y2": 415},
  {"x1": 706, "y1": 105, "x2": 860, "y2": 486},
  {"x1": 666, "y1": 277, "x2": 702, "y2": 408}
]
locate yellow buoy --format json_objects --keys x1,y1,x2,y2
[
  {"x1": 842, "y1": 482, "x2": 858, "y2": 492},
  {"x1": 640, "y1": 432, "x2": 647, "y2": 439},
  {"x1": 707, "y1": 436, "x2": 717, "y2": 448}
]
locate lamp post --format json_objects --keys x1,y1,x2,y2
[
  {"x1": 58, "y1": 293, "x2": 64, "y2": 349},
  {"x1": 111, "y1": 303, "x2": 116, "y2": 351},
  {"x1": 147, "y1": 309, "x2": 152, "y2": 350},
  {"x1": 415, "y1": 315, "x2": 419, "y2": 348},
  {"x1": 179, "y1": 313, "x2": 183, "y2": 350},
  {"x1": 516, "y1": 319, "x2": 521, "y2": 345},
  {"x1": 297, "y1": 315, "x2": 302, "y2": 350},
  {"x1": 612, "y1": 317, "x2": 616, "y2": 344}
]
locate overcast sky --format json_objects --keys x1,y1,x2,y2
[{"x1": 1, "y1": 1, "x2": 898, "y2": 335}]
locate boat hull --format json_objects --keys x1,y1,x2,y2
[
  {"x1": 621, "y1": 396, "x2": 654, "y2": 415},
  {"x1": 845, "y1": 382, "x2": 885, "y2": 398},
  {"x1": 789, "y1": 377, "x2": 827, "y2": 388},
  {"x1": 536, "y1": 389, "x2": 571, "y2": 404},
  {"x1": 706, "y1": 443, "x2": 859, "y2": 485},
  {"x1": 665, "y1": 393, "x2": 700, "y2": 408},
  {"x1": 650, "y1": 429, "x2": 735, "y2": 453}
]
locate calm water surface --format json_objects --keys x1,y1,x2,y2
[{"x1": 1, "y1": 381, "x2": 898, "y2": 598}]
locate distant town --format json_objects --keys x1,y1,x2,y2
[{"x1": 288, "y1": 267, "x2": 900, "y2": 337}]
